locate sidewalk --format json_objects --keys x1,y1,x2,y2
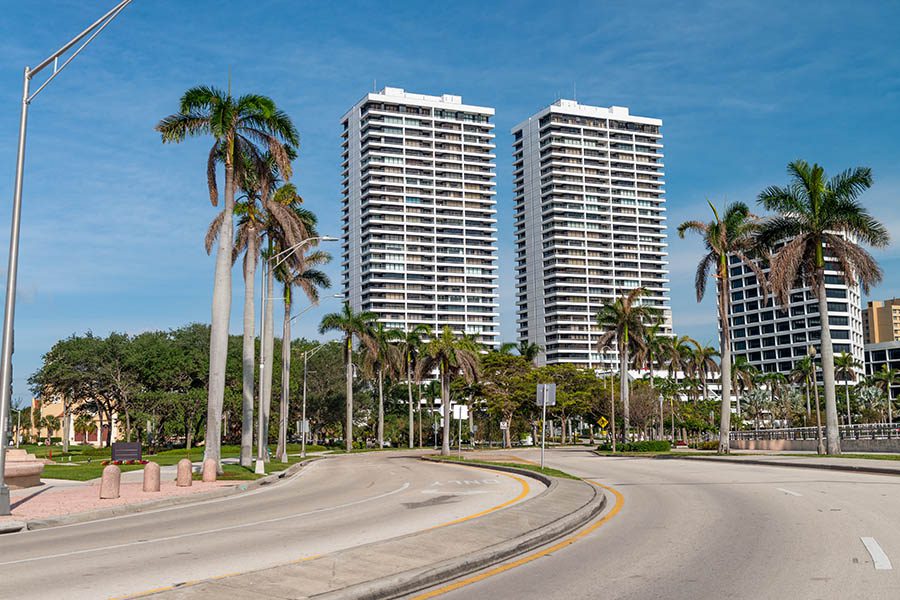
[
  {"x1": 673, "y1": 453, "x2": 900, "y2": 476},
  {"x1": 147, "y1": 461, "x2": 606, "y2": 599}
]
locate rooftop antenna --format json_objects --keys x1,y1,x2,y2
[
  {"x1": 573, "y1": 81, "x2": 577, "y2": 101},
  {"x1": 373, "y1": 78, "x2": 377, "y2": 92}
]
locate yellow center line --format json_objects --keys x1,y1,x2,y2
[
  {"x1": 409, "y1": 479, "x2": 625, "y2": 600},
  {"x1": 111, "y1": 465, "x2": 529, "y2": 599}
]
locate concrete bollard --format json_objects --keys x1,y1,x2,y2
[
  {"x1": 176, "y1": 458, "x2": 193, "y2": 487},
  {"x1": 99, "y1": 464, "x2": 121, "y2": 499},
  {"x1": 143, "y1": 461, "x2": 161, "y2": 492},
  {"x1": 201, "y1": 458, "x2": 218, "y2": 483}
]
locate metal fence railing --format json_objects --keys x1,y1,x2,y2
[{"x1": 731, "y1": 423, "x2": 900, "y2": 441}]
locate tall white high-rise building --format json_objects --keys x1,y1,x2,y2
[
  {"x1": 340, "y1": 87, "x2": 499, "y2": 345},
  {"x1": 513, "y1": 100, "x2": 672, "y2": 368},
  {"x1": 725, "y1": 250, "x2": 864, "y2": 378}
]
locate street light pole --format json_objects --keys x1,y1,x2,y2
[
  {"x1": 0, "y1": 0, "x2": 132, "y2": 516},
  {"x1": 255, "y1": 236, "x2": 337, "y2": 473}
]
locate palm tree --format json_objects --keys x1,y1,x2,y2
[
  {"x1": 834, "y1": 352, "x2": 863, "y2": 425},
  {"x1": 396, "y1": 324, "x2": 432, "y2": 449},
  {"x1": 258, "y1": 184, "x2": 316, "y2": 459},
  {"x1": 157, "y1": 86, "x2": 298, "y2": 468},
  {"x1": 635, "y1": 322, "x2": 666, "y2": 439},
  {"x1": 665, "y1": 335, "x2": 697, "y2": 380},
  {"x1": 222, "y1": 151, "x2": 292, "y2": 467},
  {"x1": 517, "y1": 341, "x2": 542, "y2": 363},
  {"x1": 319, "y1": 304, "x2": 377, "y2": 451},
  {"x1": 757, "y1": 160, "x2": 889, "y2": 454},
  {"x1": 416, "y1": 326, "x2": 481, "y2": 456},
  {"x1": 361, "y1": 323, "x2": 402, "y2": 448},
  {"x1": 690, "y1": 343, "x2": 720, "y2": 405},
  {"x1": 790, "y1": 356, "x2": 815, "y2": 421},
  {"x1": 731, "y1": 355, "x2": 758, "y2": 418},
  {"x1": 872, "y1": 365, "x2": 899, "y2": 425},
  {"x1": 760, "y1": 372, "x2": 788, "y2": 426},
  {"x1": 275, "y1": 250, "x2": 330, "y2": 462},
  {"x1": 497, "y1": 342, "x2": 518, "y2": 355},
  {"x1": 678, "y1": 201, "x2": 765, "y2": 454},
  {"x1": 596, "y1": 288, "x2": 661, "y2": 444}
]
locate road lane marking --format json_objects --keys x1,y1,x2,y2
[
  {"x1": 776, "y1": 487, "x2": 802, "y2": 497},
  {"x1": 861, "y1": 537, "x2": 893, "y2": 570},
  {"x1": 410, "y1": 479, "x2": 624, "y2": 599},
  {"x1": 113, "y1": 465, "x2": 530, "y2": 599},
  {"x1": 0, "y1": 482, "x2": 411, "y2": 567},
  {"x1": 425, "y1": 469, "x2": 530, "y2": 530}
]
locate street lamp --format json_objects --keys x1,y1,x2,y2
[
  {"x1": 256, "y1": 236, "x2": 338, "y2": 474},
  {"x1": 0, "y1": 0, "x2": 133, "y2": 516},
  {"x1": 300, "y1": 343, "x2": 330, "y2": 459}
]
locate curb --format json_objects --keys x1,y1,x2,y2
[
  {"x1": 11, "y1": 457, "x2": 321, "y2": 533},
  {"x1": 667, "y1": 455, "x2": 900, "y2": 477},
  {"x1": 315, "y1": 458, "x2": 607, "y2": 600}
]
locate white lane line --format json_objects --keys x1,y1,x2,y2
[
  {"x1": 861, "y1": 537, "x2": 893, "y2": 570},
  {"x1": 775, "y1": 487, "x2": 802, "y2": 497},
  {"x1": 0, "y1": 482, "x2": 411, "y2": 567},
  {"x1": 32, "y1": 458, "x2": 323, "y2": 533}
]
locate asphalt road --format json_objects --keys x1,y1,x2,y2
[
  {"x1": 422, "y1": 448, "x2": 900, "y2": 600},
  {"x1": 0, "y1": 452, "x2": 538, "y2": 599}
]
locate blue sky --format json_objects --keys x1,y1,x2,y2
[{"x1": 1, "y1": 0, "x2": 898, "y2": 400}]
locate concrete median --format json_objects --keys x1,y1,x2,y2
[{"x1": 150, "y1": 458, "x2": 608, "y2": 599}]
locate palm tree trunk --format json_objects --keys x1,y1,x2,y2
[
  {"x1": 441, "y1": 369, "x2": 451, "y2": 456},
  {"x1": 276, "y1": 291, "x2": 291, "y2": 462},
  {"x1": 345, "y1": 336, "x2": 353, "y2": 452},
  {"x1": 377, "y1": 370, "x2": 384, "y2": 448},
  {"x1": 718, "y1": 286, "x2": 733, "y2": 454},
  {"x1": 407, "y1": 362, "x2": 415, "y2": 449},
  {"x1": 204, "y1": 148, "x2": 235, "y2": 471},
  {"x1": 62, "y1": 399, "x2": 70, "y2": 453},
  {"x1": 240, "y1": 237, "x2": 257, "y2": 468},
  {"x1": 816, "y1": 275, "x2": 841, "y2": 454},
  {"x1": 845, "y1": 381, "x2": 852, "y2": 426},
  {"x1": 620, "y1": 345, "x2": 630, "y2": 445},
  {"x1": 417, "y1": 383, "x2": 423, "y2": 449},
  {"x1": 261, "y1": 258, "x2": 276, "y2": 460}
]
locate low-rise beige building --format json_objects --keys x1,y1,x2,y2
[{"x1": 863, "y1": 298, "x2": 900, "y2": 344}]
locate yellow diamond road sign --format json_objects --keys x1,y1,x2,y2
[{"x1": 598, "y1": 416, "x2": 609, "y2": 428}]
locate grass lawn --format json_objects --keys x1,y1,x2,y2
[
  {"x1": 42, "y1": 463, "x2": 145, "y2": 481},
  {"x1": 429, "y1": 455, "x2": 580, "y2": 480}
]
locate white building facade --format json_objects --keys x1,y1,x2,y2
[
  {"x1": 512, "y1": 100, "x2": 672, "y2": 368},
  {"x1": 340, "y1": 87, "x2": 499, "y2": 345},
  {"x1": 725, "y1": 252, "x2": 865, "y2": 379}
]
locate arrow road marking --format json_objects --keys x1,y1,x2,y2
[
  {"x1": 861, "y1": 537, "x2": 893, "y2": 570},
  {"x1": 775, "y1": 487, "x2": 802, "y2": 497}
]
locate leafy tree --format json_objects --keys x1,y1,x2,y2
[
  {"x1": 758, "y1": 160, "x2": 889, "y2": 454},
  {"x1": 481, "y1": 352, "x2": 533, "y2": 447}
]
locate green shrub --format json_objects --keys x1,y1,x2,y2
[
  {"x1": 597, "y1": 440, "x2": 671, "y2": 452},
  {"x1": 690, "y1": 441, "x2": 719, "y2": 450}
]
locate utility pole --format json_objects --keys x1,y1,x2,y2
[{"x1": 0, "y1": 0, "x2": 133, "y2": 517}]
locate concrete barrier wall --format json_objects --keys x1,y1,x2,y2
[{"x1": 731, "y1": 439, "x2": 900, "y2": 453}]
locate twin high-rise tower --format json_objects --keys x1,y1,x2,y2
[{"x1": 341, "y1": 88, "x2": 672, "y2": 367}]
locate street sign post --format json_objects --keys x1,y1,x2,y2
[{"x1": 536, "y1": 383, "x2": 557, "y2": 469}]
